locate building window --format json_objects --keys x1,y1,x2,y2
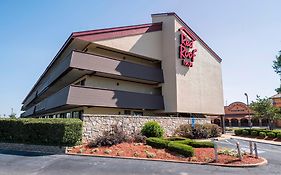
[
  {"x1": 124, "y1": 110, "x2": 131, "y2": 115},
  {"x1": 80, "y1": 79, "x2": 86, "y2": 86},
  {"x1": 133, "y1": 111, "x2": 143, "y2": 116},
  {"x1": 75, "y1": 79, "x2": 86, "y2": 86}
]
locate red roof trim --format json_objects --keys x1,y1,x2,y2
[
  {"x1": 73, "y1": 22, "x2": 162, "y2": 42},
  {"x1": 152, "y1": 12, "x2": 222, "y2": 62}
]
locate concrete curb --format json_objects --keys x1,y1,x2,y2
[
  {"x1": 230, "y1": 136, "x2": 281, "y2": 146},
  {"x1": 66, "y1": 152, "x2": 267, "y2": 168}
]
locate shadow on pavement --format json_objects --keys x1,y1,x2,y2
[{"x1": 0, "y1": 149, "x2": 52, "y2": 157}]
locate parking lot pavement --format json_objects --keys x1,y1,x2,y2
[{"x1": 0, "y1": 140, "x2": 281, "y2": 175}]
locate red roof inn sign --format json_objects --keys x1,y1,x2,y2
[{"x1": 179, "y1": 27, "x2": 197, "y2": 67}]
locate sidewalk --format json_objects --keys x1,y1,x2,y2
[{"x1": 223, "y1": 133, "x2": 281, "y2": 146}]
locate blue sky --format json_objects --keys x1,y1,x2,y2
[{"x1": 0, "y1": 0, "x2": 280, "y2": 116}]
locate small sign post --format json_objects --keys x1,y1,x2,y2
[
  {"x1": 191, "y1": 116, "x2": 195, "y2": 129},
  {"x1": 254, "y1": 143, "x2": 258, "y2": 158},
  {"x1": 236, "y1": 142, "x2": 242, "y2": 160},
  {"x1": 249, "y1": 141, "x2": 253, "y2": 156},
  {"x1": 213, "y1": 139, "x2": 218, "y2": 162}
]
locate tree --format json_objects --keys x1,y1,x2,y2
[
  {"x1": 273, "y1": 51, "x2": 281, "y2": 93},
  {"x1": 250, "y1": 96, "x2": 281, "y2": 129},
  {"x1": 9, "y1": 113, "x2": 16, "y2": 118}
]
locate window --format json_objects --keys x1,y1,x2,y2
[
  {"x1": 124, "y1": 110, "x2": 131, "y2": 115},
  {"x1": 75, "y1": 79, "x2": 86, "y2": 86},
  {"x1": 133, "y1": 111, "x2": 143, "y2": 116},
  {"x1": 80, "y1": 79, "x2": 86, "y2": 86}
]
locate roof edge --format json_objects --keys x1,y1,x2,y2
[{"x1": 73, "y1": 22, "x2": 162, "y2": 37}]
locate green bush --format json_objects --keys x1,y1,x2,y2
[
  {"x1": 277, "y1": 133, "x2": 281, "y2": 139},
  {"x1": 141, "y1": 121, "x2": 164, "y2": 138},
  {"x1": 250, "y1": 130, "x2": 258, "y2": 137},
  {"x1": 0, "y1": 118, "x2": 82, "y2": 146},
  {"x1": 267, "y1": 132, "x2": 276, "y2": 138},
  {"x1": 242, "y1": 130, "x2": 249, "y2": 136},
  {"x1": 167, "y1": 142, "x2": 194, "y2": 157},
  {"x1": 259, "y1": 132, "x2": 266, "y2": 138},
  {"x1": 174, "y1": 124, "x2": 221, "y2": 139},
  {"x1": 234, "y1": 129, "x2": 243, "y2": 135},
  {"x1": 188, "y1": 141, "x2": 214, "y2": 148},
  {"x1": 172, "y1": 139, "x2": 192, "y2": 145},
  {"x1": 146, "y1": 137, "x2": 170, "y2": 149},
  {"x1": 166, "y1": 136, "x2": 187, "y2": 141}
]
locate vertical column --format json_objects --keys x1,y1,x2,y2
[
  {"x1": 248, "y1": 119, "x2": 252, "y2": 127},
  {"x1": 238, "y1": 119, "x2": 241, "y2": 127},
  {"x1": 259, "y1": 119, "x2": 262, "y2": 127},
  {"x1": 220, "y1": 115, "x2": 225, "y2": 134},
  {"x1": 229, "y1": 118, "x2": 232, "y2": 127}
]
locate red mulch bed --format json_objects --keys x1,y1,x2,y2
[{"x1": 68, "y1": 143, "x2": 264, "y2": 165}]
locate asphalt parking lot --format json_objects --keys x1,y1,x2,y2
[{"x1": 0, "y1": 139, "x2": 280, "y2": 175}]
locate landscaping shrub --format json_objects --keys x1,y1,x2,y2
[
  {"x1": 171, "y1": 139, "x2": 192, "y2": 145},
  {"x1": 192, "y1": 124, "x2": 209, "y2": 138},
  {"x1": 259, "y1": 132, "x2": 266, "y2": 138},
  {"x1": 234, "y1": 129, "x2": 243, "y2": 135},
  {"x1": 250, "y1": 130, "x2": 258, "y2": 137},
  {"x1": 242, "y1": 130, "x2": 249, "y2": 136},
  {"x1": 146, "y1": 137, "x2": 170, "y2": 149},
  {"x1": 203, "y1": 124, "x2": 221, "y2": 137},
  {"x1": 277, "y1": 133, "x2": 281, "y2": 139},
  {"x1": 88, "y1": 125, "x2": 128, "y2": 147},
  {"x1": 174, "y1": 124, "x2": 193, "y2": 138},
  {"x1": 167, "y1": 142, "x2": 194, "y2": 157},
  {"x1": 166, "y1": 136, "x2": 187, "y2": 141},
  {"x1": 141, "y1": 121, "x2": 164, "y2": 138},
  {"x1": 174, "y1": 124, "x2": 221, "y2": 139},
  {"x1": 131, "y1": 132, "x2": 147, "y2": 143},
  {"x1": 267, "y1": 132, "x2": 276, "y2": 138},
  {"x1": 0, "y1": 118, "x2": 82, "y2": 146},
  {"x1": 188, "y1": 141, "x2": 214, "y2": 148}
]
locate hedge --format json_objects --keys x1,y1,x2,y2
[
  {"x1": 251, "y1": 130, "x2": 258, "y2": 137},
  {"x1": 277, "y1": 133, "x2": 281, "y2": 139},
  {"x1": 242, "y1": 130, "x2": 249, "y2": 136},
  {"x1": 259, "y1": 132, "x2": 266, "y2": 138},
  {"x1": 167, "y1": 142, "x2": 194, "y2": 157},
  {"x1": 267, "y1": 132, "x2": 276, "y2": 138},
  {"x1": 146, "y1": 137, "x2": 170, "y2": 149},
  {"x1": 234, "y1": 129, "x2": 243, "y2": 135},
  {"x1": 188, "y1": 141, "x2": 214, "y2": 148},
  {"x1": 234, "y1": 128, "x2": 281, "y2": 138},
  {"x1": 0, "y1": 118, "x2": 82, "y2": 146}
]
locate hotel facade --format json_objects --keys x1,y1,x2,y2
[{"x1": 21, "y1": 13, "x2": 224, "y2": 119}]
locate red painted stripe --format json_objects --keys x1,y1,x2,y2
[{"x1": 73, "y1": 22, "x2": 162, "y2": 41}]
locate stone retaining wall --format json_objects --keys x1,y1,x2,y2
[
  {"x1": 82, "y1": 114, "x2": 211, "y2": 142},
  {"x1": 0, "y1": 143, "x2": 66, "y2": 154}
]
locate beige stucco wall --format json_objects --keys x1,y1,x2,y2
[
  {"x1": 84, "y1": 107, "x2": 154, "y2": 115},
  {"x1": 152, "y1": 15, "x2": 178, "y2": 113},
  {"x1": 84, "y1": 75, "x2": 160, "y2": 95},
  {"x1": 174, "y1": 19, "x2": 224, "y2": 115},
  {"x1": 94, "y1": 31, "x2": 162, "y2": 61},
  {"x1": 86, "y1": 14, "x2": 224, "y2": 115}
]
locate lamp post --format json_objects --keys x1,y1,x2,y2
[{"x1": 244, "y1": 93, "x2": 252, "y2": 128}]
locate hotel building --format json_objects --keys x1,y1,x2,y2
[{"x1": 21, "y1": 12, "x2": 224, "y2": 118}]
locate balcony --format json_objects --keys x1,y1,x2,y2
[
  {"x1": 22, "y1": 85, "x2": 164, "y2": 117},
  {"x1": 67, "y1": 85, "x2": 164, "y2": 110}
]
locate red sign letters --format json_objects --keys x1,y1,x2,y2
[{"x1": 179, "y1": 27, "x2": 197, "y2": 67}]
